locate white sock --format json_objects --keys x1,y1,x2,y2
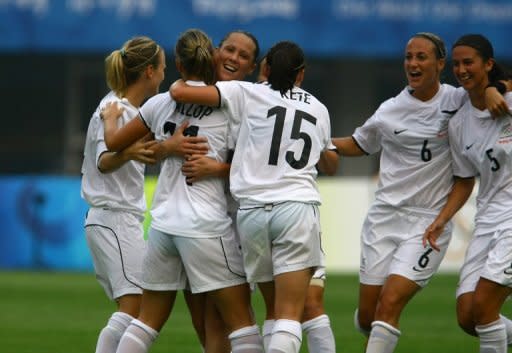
[
  {"x1": 262, "y1": 320, "x2": 275, "y2": 352},
  {"x1": 366, "y1": 321, "x2": 401, "y2": 353},
  {"x1": 115, "y1": 319, "x2": 158, "y2": 353},
  {"x1": 228, "y1": 325, "x2": 263, "y2": 353},
  {"x1": 476, "y1": 319, "x2": 507, "y2": 353},
  {"x1": 499, "y1": 314, "x2": 512, "y2": 346},
  {"x1": 354, "y1": 308, "x2": 371, "y2": 337},
  {"x1": 96, "y1": 312, "x2": 134, "y2": 353},
  {"x1": 268, "y1": 319, "x2": 302, "y2": 353},
  {"x1": 302, "y1": 315, "x2": 335, "y2": 353}
]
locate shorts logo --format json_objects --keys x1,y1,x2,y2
[
  {"x1": 394, "y1": 129, "x2": 407, "y2": 135},
  {"x1": 465, "y1": 143, "x2": 475, "y2": 150}
]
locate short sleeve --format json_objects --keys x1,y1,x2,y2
[
  {"x1": 352, "y1": 112, "x2": 382, "y2": 155},
  {"x1": 216, "y1": 81, "x2": 245, "y2": 149},
  {"x1": 448, "y1": 117, "x2": 477, "y2": 178}
]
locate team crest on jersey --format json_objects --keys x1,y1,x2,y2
[
  {"x1": 498, "y1": 121, "x2": 512, "y2": 145},
  {"x1": 436, "y1": 118, "x2": 449, "y2": 138}
]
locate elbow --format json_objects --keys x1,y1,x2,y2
[
  {"x1": 322, "y1": 164, "x2": 338, "y2": 176},
  {"x1": 170, "y1": 85, "x2": 185, "y2": 102},
  {"x1": 318, "y1": 158, "x2": 339, "y2": 176},
  {"x1": 104, "y1": 136, "x2": 123, "y2": 152}
]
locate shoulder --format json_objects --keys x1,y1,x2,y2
[
  {"x1": 98, "y1": 91, "x2": 120, "y2": 109},
  {"x1": 439, "y1": 84, "x2": 467, "y2": 103},
  {"x1": 449, "y1": 100, "x2": 471, "y2": 129},
  {"x1": 146, "y1": 92, "x2": 170, "y2": 105},
  {"x1": 505, "y1": 92, "x2": 512, "y2": 104}
]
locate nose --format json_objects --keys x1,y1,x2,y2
[{"x1": 227, "y1": 51, "x2": 239, "y2": 62}]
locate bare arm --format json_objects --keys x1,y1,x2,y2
[
  {"x1": 103, "y1": 103, "x2": 208, "y2": 157},
  {"x1": 98, "y1": 136, "x2": 158, "y2": 173},
  {"x1": 150, "y1": 121, "x2": 209, "y2": 160},
  {"x1": 101, "y1": 102, "x2": 149, "y2": 152},
  {"x1": 331, "y1": 136, "x2": 366, "y2": 156},
  {"x1": 181, "y1": 155, "x2": 231, "y2": 183},
  {"x1": 485, "y1": 85, "x2": 510, "y2": 117},
  {"x1": 423, "y1": 176, "x2": 475, "y2": 251},
  {"x1": 317, "y1": 149, "x2": 339, "y2": 175},
  {"x1": 170, "y1": 79, "x2": 221, "y2": 106}
]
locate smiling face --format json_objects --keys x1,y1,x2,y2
[
  {"x1": 215, "y1": 32, "x2": 257, "y2": 81},
  {"x1": 451, "y1": 45, "x2": 493, "y2": 94},
  {"x1": 404, "y1": 37, "x2": 445, "y2": 100}
]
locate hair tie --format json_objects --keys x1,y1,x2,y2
[{"x1": 120, "y1": 48, "x2": 127, "y2": 58}]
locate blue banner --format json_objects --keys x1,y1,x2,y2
[
  {"x1": 1, "y1": 0, "x2": 512, "y2": 58},
  {"x1": 0, "y1": 176, "x2": 91, "y2": 270}
]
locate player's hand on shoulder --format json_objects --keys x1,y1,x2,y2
[
  {"x1": 485, "y1": 85, "x2": 511, "y2": 118},
  {"x1": 100, "y1": 101, "x2": 124, "y2": 121}
]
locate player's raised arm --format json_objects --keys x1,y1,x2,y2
[{"x1": 170, "y1": 79, "x2": 221, "y2": 107}]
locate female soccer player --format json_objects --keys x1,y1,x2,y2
[
  {"x1": 181, "y1": 29, "x2": 260, "y2": 353},
  {"x1": 183, "y1": 35, "x2": 336, "y2": 353},
  {"x1": 255, "y1": 55, "x2": 336, "y2": 353},
  {"x1": 102, "y1": 29, "x2": 262, "y2": 353},
  {"x1": 331, "y1": 32, "x2": 509, "y2": 353},
  {"x1": 425, "y1": 33, "x2": 512, "y2": 353},
  {"x1": 81, "y1": 36, "x2": 163, "y2": 353},
  {"x1": 171, "y1": 40, "x2": 339, "y2": 353}
]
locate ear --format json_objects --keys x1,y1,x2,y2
[
  {"x1": 144, "y1": 64, "x2": 154, "y2": 79},
  {"x1": 437, "y1": 57, "x2": 446, "y2": 73},
  {"x1": 295, "y1": 68, "x2": 305, "y2": 87},
  {"x1": 485, "y1": 58, "x2": 495, "y2": 73},
  {"x1": 247, "y1": 61, "x2": 257, "y2": 75},
  {"x1": 175, "y1": 58, "x2": 184, "y2": 74}
]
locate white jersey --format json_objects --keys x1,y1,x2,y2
[
  {"x1": 81, "y1": 92, "x2": 146, "y2": 215},
  {"x1": 139, "y1": 81, "x2": 232, "y2": 238},
  {"x1": 353, "y1": 84, "x2": 466, "y2": 210},
  {"x1": 449, "y1": 93, "x2": 512, "y2": 235},
  {"x1": 216, "y1": 81, "x2": 333, "y2": 206}
]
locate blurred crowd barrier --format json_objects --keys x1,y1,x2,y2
[{"x1": 0, "y1": 176, "x2": 475, "y2": 273}]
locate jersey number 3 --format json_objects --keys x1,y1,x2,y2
[{"x1": 267, "y1": 106, "x2": 317, "y2": 169}]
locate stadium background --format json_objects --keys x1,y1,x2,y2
[{"x1": 1, "y1": 1, "x2": 512, "y2": 273}]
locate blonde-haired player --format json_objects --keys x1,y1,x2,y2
[{"x1": 81, "y1": 36, "x2": 163, "y2": 353}]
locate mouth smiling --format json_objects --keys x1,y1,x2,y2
[{"x1": 223, "y1": 63, "x2": 238, "y2": 73}]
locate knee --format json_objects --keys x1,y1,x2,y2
[
  {"x1": 472, "y1": 296, "x2": 494, "y2": 326},
  {"x1": 456, "y1": 305, "x2": 476, "y2": 336},
  {"x1": 302, "y1": 295, "x2": 324, "y2": 321},
  {"x1": 375, "y1": 292, "x2": 401, "y2": 318},
  {"x1": 355, "y1": 307, "x2": 373, "y2": 333},
  {"x1": 190, "y1": 315, "x2": 206, "y2": 344}
]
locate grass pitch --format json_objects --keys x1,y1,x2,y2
[{"x1": 1, "y1": 271, "x2": 509, "y2": 353}]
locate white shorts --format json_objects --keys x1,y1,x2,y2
[
  {"x1": 237, "y1": 202, "x2": 324, "y2": 283},
  {"x1": 456, "y1": 229, "x2": 512, "y2": 298},
  {"x1": 360, "y1": 204, "x2": 452, "y2": 287},
  {"x1": 142, "y1": 227, "x2": 247, "y2": 293},
  {"x1": 85, "y1": 208, "x2": 145, "y2": 300}
]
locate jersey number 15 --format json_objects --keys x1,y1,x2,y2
[{"x1": 267, "y1": 106, "x2": 317, "y2": 169}]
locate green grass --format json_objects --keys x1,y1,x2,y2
[{"x1": 0, "y1": 271, "x2": 509, "y2": 353}]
